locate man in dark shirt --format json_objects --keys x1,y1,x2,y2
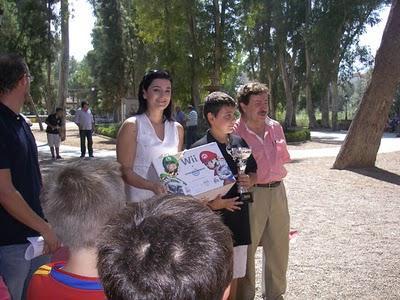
[
  {"x1": 191, "y1": 91, "x2": 257, "y2": 299},
  {"x1": 45, "y1": 107, "x2": 64, "y2": 159},
  {"x1": 0, "y1": 53, "x2": 60, "y2": 299}
]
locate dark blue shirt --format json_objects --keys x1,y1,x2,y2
[
  {"x1": 0, "y1": 102, "x2": 43, "y2": 245},
  {"x1": 191, "y1": 131, "x2": 257, "y2": 246}
]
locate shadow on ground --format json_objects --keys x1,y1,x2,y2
[
  {"x1": 97, "y1": 139, "x2": 116, "y2": 145},
  {"x1": 348, "y1": 167, "x2": 400, "y2": 185},
  {"x1": 312, "y1": 138, "x2": 344, "y2": 146}
]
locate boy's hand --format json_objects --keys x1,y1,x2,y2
[
  {"x1": 208, "y1": 195, "x2": 242, "y2": 212},
  {"x1": 41, "y1": 224, "x2": 61, "y2": 254},
  {"x1": 237, "y1": 173, "x2": 253, "y2": 189},
  {"x1": 152, "y1": 183, "x2": 167, "y2": 195}
]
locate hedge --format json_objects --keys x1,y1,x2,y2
[
  {"x1": 95, "y1": 123, "x2": 121, "y2": 139},
  {"x1": 284, "y1": 128, "x2": 311, "y2": 143},
  {"x1": 95, "y1": 123, "x2": 311, "y2": 143}
]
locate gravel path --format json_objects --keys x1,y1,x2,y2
[
  {"x1": 277, "y1": 152, "x2": 400, "y2": 300},
  {"x1": 34, "y1": 127, "x2": 400, "y2": 299}
]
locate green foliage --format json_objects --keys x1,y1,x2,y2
[
  {"x1": 284, "y1": 127, "x2": 311, "y2": 143},
  {"x1": 95, "y1": 123, "x2": 121, "y2": 138},
  {"x1": 0, "y1": 0, "x2": 59, "y2": 110}
]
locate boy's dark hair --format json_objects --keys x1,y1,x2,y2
[
  {"x1": 81, "y1": 100, "x2": 89, "y2": 108},
  {"x1": 236, "y1": 82, "x2": 269, "y2": 113},
  {"x1": 97, "y1": 195, "x2": 233, "y2": 300},
  {"x1": 0, "y1": 53, "x2": 29, "y2": 95},
  {"x1": 136, "y1": 69, "x2": 173, "y2": 121},
  {"x1": 203, "y1": 91, "x2": 236, "y2": 126},
  {"x1": 41, "y1": 160, "x2": 126, "y2": 250},
  {"x1": 55, "y1": 107, "x2": 63, "y2": 113}
]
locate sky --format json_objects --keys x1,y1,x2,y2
[{"x1": 69, "y1": 1, "x2": 391, "y2": 62}]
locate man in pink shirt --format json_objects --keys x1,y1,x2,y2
[{"x1": 234, "y1": 82, "x2": 290, "y2": 300}]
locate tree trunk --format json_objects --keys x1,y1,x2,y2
[
  {"x1": 27, "y1": 94, "x2": 44, "y2": 131},
  {"x1": 333, "y1": 0, "x2": 400, "y2": 169},
  {"x1": 211, "y1": 0, "x2": 223, "y2": 88},
  {"x1": 186, "y1": 1, "x2": 201, "y2": 108},
  {"x1": 331, "y1": 78, "x2": 339, "y2": 131},
  {"x1": 304, "y1": 0, "x2": 317, "y2": 129},
  {"x1": 57, "y1": 0, "x2": 69, "y2": 109},
  {"x1": 267, "y1": 72, "x2": 276, "y2": 119},
  {"x1": 279, "y1": 50, "x2": 294, "y2": 128},
  {"x1": 45, "y1": 0, "x2": 54, "y2": 114},
  {"x1": 320, "y1": 86, "x2": 330, "y2": 128}
]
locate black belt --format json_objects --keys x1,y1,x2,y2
[{"x1": 255, "y1": 181, "x2": 281, "y2": 188}]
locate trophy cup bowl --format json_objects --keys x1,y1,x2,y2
[{"x1": 227, "y1": 147, "x2": 253, "y2": 203}]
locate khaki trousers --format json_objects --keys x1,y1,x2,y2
[{"x1": 236, "y1": 183, "x2": 290, "y2": 300}]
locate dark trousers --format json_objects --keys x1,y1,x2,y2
[
  {"x1": 186, "y1": 125, "x2": 198, "y2": 149},
  {"x1": 79, "y1": 130, "x2": 93, "y2": 157}
]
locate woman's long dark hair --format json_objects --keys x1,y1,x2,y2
[{"x1": 136, "y1": 69, "x2": 173, "y2": 121}]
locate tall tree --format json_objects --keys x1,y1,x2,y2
[
  {"x1": 303, "y1": 0, "x2": 317, "y2": 128},
  {"x1": 312, "y1": 0, "x2": 388, "y2": 128},
  {"x1": 333, "y1": 0, "x2": 400, "y2": 169},
  {"x1": 57, "y1": 0, "x2": 69, "y2": 110},
  {"x1": 90, "y1": 0, "x2": 126, "y2": 121}
]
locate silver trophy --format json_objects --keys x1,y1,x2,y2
[{"x1": 226, "y1": 145, "x2": 253, "y2": 202}]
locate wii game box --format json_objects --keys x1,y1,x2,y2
[{"x1": 152, "y1": 142, "x2": 235, "y2": 201}]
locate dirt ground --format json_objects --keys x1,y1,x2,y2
[{"x1": 34, "y1": 127, "x2": 400, "y2": 300}]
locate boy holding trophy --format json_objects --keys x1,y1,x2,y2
[{"x1": 191, "y1": 91, "x2": 257, "y2": 300}]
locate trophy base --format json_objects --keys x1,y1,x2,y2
[{"x1": 240, "y1": 192, "x2": 253, "y2": 203}]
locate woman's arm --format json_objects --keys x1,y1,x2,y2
[
  {"x1": 116, "y1": 118, "x2": 164, "y2": 194},
  {"x1": 177, "y1": 123, "x2": 184, "y2": 151}
]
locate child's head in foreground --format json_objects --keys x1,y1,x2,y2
[
  {"x1": 97, "y1": 195, "x2": 234, "y2": 300},
  {"x1": 41, "y1": 160, "x2": 126, "y2": 251}
]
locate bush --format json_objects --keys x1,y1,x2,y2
[
  {"x1": 284, "y1": 128, "x2": 311, "y2": 143},
  {"x1": 95, "y1": 123, "x2": 121, "y2": 139}
]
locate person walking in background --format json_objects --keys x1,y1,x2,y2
[
  {"x1": 74, "y1": 100, "x2": 94, "y2": 158},
  {"x1": 234, "y1": 82, "x2": 291, "y2": 300},
  {"x1": 186, "y1": 104, "x2": 198, "y2": 148},
  {"x1": 117, "y1": 70, "x2": 184, "y2": 202},
  {"x1": 0, "y1": 53, "x2": 60, "y2": 300},
  {"x1": 175, "y1": 105, "x2": 186, "y2": 127},
  {"x1": 45, "y1": 107, "x2": 64, "y2": 160}
]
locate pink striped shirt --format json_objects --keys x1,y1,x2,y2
[{"x1": 233, "y1": 117, "x2": 290, "y2": 184}]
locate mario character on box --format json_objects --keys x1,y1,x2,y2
[{"x1": 199, "y1": 151, "x2": 235, "y2": 184}]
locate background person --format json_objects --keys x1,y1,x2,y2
[
  {"x1": 0, "y1": 53, "x2": 59, "y2": 300},
  {"x1": 45, "y1": 107, "x2": 64, "y2": 159},
  {"x1": 27, "y1": 160, "x2": 126, "y2": 299},
  {"x1": 174, "y1": 105, "x2": 186, "y2": 127},
  {"x1": 74, "y1": 100, "x2": 94, "y2": 157},
  {"x1": 97, "y1": 195, "x2": 234, "y2": 300},
  {"x1": 117, "y1": 70, "x2": 184, "y2": 202},
  {"x1": 186, "y1": 104, "x2": 198, "y2": 148},
  {"x1": 234, "y1": 82, "x2": 291, "y2": 300}
]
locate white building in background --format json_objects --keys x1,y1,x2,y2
[{"x1": 121, "y1": 97, "x2": 139, "y2": 121}]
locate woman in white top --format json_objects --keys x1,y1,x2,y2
[{"x1": 117, "y1": 70, "x2": 184, "y2": 202}]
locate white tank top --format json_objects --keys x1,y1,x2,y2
[{"x1": 127, "y1": 114, "x2": 180, "y2": 202}]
